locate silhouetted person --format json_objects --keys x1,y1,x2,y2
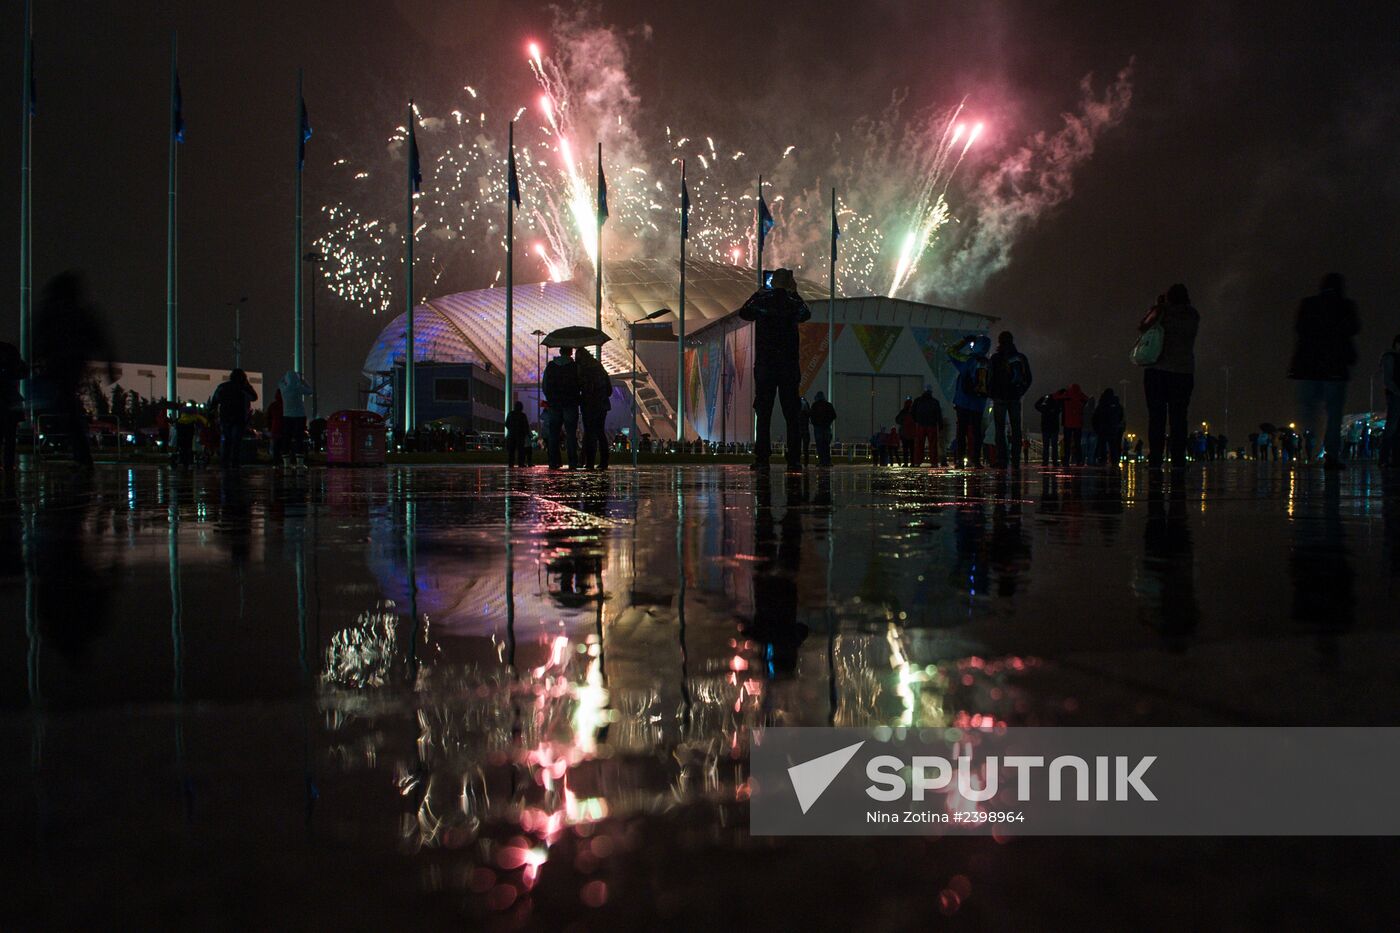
[
  {"x1": 577, "y1": 346, "x2": 612, "y2": 470},
  {"x1": 739, "y1": 268, "x2": 810, "y2": 472},
  {"x1": 798, "y1": 396, "x2": 813, "y2": 465},
  {"x1": 988, "y1": 331, "x2": 1033, "y2": 469},
  {"x1": 505, "y1": 400, "x2": 531, "y2": 467},
  {"x1": 542, "y1": 346, "x2": 581, "y2": 469},
  {"x1": 810, "y1": 391, "x2": 836, "y2": 466},
  {"x1": 0, "y1": 341, "x2": 26, "y2": 473},
  {"x1": 278, "y1": 370, "x2": 313, "y2": 459},
  {"x1": 896, "y1": 397, "x2": 916, "y2": 465},
  {"x1": 210, "y1": 369, "x2": 257, "y2": 469},
  {"x1": 1035, "y1": 393, "x2": 1061, "y2": 465},
  {"x1": 1053, "y1": 384, "x2": 1090, "y2": 465},
  {"x1": 1381, "y1": 333, "x2": 1400, "y2": 468},
  {"x1": 1288, "y1": 274, "x2": 1359, "y2": 470},
  {"x1": 1139, "y1": 284, "x2": 1200, "y2": 471},
  {"x1": 33, "y1": 272, "x2": 114, "y2": 467},
  {"x1": 911, "y1": 387, "x2": 942, "y2": 466},
  {"x1": 947, "y1": 334, "x2": 992, "y2": 467},
  {"x1": 1093, "y1": 387, "x2": 1126, "y2": 464}
]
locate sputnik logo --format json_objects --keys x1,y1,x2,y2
[{"x1": 787, "y1": 741, "x2": 865, "y2": 814}]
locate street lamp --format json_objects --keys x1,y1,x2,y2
[
  {"x1": 631, "y1": 308, "x2": 671, "y2": 468},
  {"x1": 302, "y1": 251, "x2": 327, "y2": 419},
  {"x1": 226, "y1": 296, "x2": 249, "y2": 368},
  {"x1": 531, "y1": 329, "x2": 547, "y2": 423}
]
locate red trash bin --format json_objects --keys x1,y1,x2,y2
[{"x1": 326, "y1": 410, "x2": 387, "y2": 466}]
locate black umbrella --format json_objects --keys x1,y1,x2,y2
[{"x1": 541, "y1": 326, "x2": 611, "y2": 348}]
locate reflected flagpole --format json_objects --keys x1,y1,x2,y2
[
  {"x1": 678, "y1": 160, "x2": 689, "y2": 446},
  {"x1": 166, "y1": 33, "x2": 183, "y2": 403},
  {"x1": 828, "y1": 188, "x2": 839, "y2": 403},
  {"x1": 404, "y1": 101, "x2": 422, "y2": 435},
  {"x1": 19, "y1": 0, "x2": 34, "y2": 416},
  {"x1": 293, "y1": 69, "x2": 311, "y2": 373},
  {"x1": 505, "y1": 121, "x2": 520, "y2": 412}
]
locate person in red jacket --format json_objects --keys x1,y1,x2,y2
[{"x1": 1053, "y1": 384, "x2": 1090, "y2": 465}]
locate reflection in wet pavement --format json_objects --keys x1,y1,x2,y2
[{"x1": 4, "y1": 464, "x2": 1400, "y2": 928}]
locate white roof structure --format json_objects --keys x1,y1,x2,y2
[{"x1": 363, "y1": 258, "x2": 828, "y2": 435}]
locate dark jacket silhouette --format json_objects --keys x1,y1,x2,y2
[
  {"x1": 543, "y1": 353, "x2": 581, "y2": 408},
  {"x1": 1288, "y1": 276, "x2": 1359, "y2": 382}
]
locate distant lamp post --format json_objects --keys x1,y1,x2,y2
[
  {"x1": 302, "y1": 250, "x2": 327, "y2": 419},
  {"x1": 630, "y1": 307, "x2": 671, "y2": 468},
  {"x1": 531, "y1": 329, "x2": 547, "y2": 422},
  {"x1": 227, "y1": 296, "x2": 249, "y2": 368}
]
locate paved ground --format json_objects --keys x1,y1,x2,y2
[{"x1": 3, "y1": 462, "x2": 1399, "y2": 930}]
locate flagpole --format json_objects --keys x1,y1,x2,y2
[
  {"x1": 19, "y1": 0, "x2": 33, "y2": 417},
  {"x1": 293, "y1": 68, "x2": 304, "y2": 374},
  {"x1": 677, "y1": 160, "x2": 687, "y2": 447},
  {"x1": 755, "y1": 175, "x2": 764, "y2": 287},
  {"x1": 828, "y1": 187, "x2": 836, "y2": 403},
  {"x1": 595, "y1": 142, "x2": 604, "y2": 360},
  {"x1": 505, "y1": 120, "x2": 515, "y2": 419},
  {"x1": 165, "y1": 33, "x2": 179, "y2": 404},
  {"x1": 403, "y1": 101, "x2": 416, "y2": 437}
]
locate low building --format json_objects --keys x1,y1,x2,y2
[
  {"x1": 385, "y1": 361, "x2": 506, "y2": 435},
  {"x1": 85, "y1": 362, "x2": 266, "y2": 407}
]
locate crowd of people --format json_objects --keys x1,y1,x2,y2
[{"x1": 3, "y1": 270, "x2": 1398, "y2": 475}]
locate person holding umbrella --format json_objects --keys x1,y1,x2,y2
[{"x1": 539, "y1": 325, "x2": 609, "y2": 470}]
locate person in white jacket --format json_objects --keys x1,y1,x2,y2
[{"x1": 278, "y1": 370, "x2": 313, "y2": 459}]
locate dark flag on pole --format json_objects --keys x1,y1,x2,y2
[
  {"x1": 597, "y1": 159, "x2": 609, "y2": 223},
  {"x1": 507, "y1": 140, "x2": 522, "y2": 206},
  {"x1": 172, "y1": 72, "x2": 185, "y2": 142},
  {"x1": 831, "y1": 204, "x2": 841, "y2": 261},
  {"x1": 681, "y1": 162, "x2": 691, "y2": 240},
  {"x1": 758, "y1": 192, "x2": 774, "y2": 253},
  {"x1": 407, "y1": 110, "x2": 422, "y2": 193},
  {"x1": 298, "y1": 96, "x2": 312, "y2": 171}
]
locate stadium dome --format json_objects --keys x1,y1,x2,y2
[{"x1": 363, "y1": 258, "x2": 828, "y2": 438}]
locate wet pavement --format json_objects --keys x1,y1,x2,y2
[{"x1": 3, "y1": 462, "x2": 1400, "y2": 929}]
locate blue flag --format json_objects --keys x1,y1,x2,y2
[
  {"x1": 597, "y1": 161, "x2": 609, "y2": 223},
  {"x1": 680, "y1": 164, "x2": 691, "y2": 241},
  {"x1": 172, "y1": 71, "x2": 185, "y2": 143},
  {"x1": 832, "y1": 205, "x2": 841, "y2": 262},
  {"x1": 507, "y1": 145, "x2": 521, "y2": 207},
  {"x1": 407, "y1": 116, "x2": 422, "y2": 194},
  {"x1": 298, "y1": 97, "x2": 312, "y2": 171},
  {"x1": 758, "y1": 193, "x2": 774, "y2": 252}
]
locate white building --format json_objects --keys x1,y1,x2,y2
[{"x1": 85, "y1": 362, "x2": 266, "y2": 407}]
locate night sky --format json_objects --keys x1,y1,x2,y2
[{"x1": 3, "y1": 0, "x2": 1399, "y2": 430}]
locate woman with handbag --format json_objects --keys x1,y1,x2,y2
[{"x1": 1136, "y1": 284, "x2": 1200, "y2": 471}]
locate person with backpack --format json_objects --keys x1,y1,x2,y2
[
  {"x1": 1093, "y1": 387, "x2": 1126, "y2": 465},
  {"x1": 209, "y1": 369, "x2": 258, "y2": 469},
  {"x1": 910, "y1": 387, "x2": 943, "y2": 466},
  {"x1": 1139, "y1": 283, "x2": 1201, "y2": 472},
  {"x1": 0, "y1": 341, "x2": 27, "y2": 473},
  {"x1": 1288, "y1": 273, "x2": 1360, "y2": 469},
  {"x1": 1053, "y1": 384, "x2": 1090, "y2": 465},
  {"x1": 542, "y1": 346, "x2": 582, "y2": 469},
  {"x1": 988, "y1": 331, "x2": 1032, "y2": 470},
  {"x1": 947, "y1": 334, "x2": 992, "y2": 467},
  {"x1": 576, "y1": 346, "x2": 612, "y2": 470},
  {"x1": 1034, "y1": 393, "x2": 1061, "y2": 466},
  {"x1": 809, "y1": 391, "x2": 836, "y2": 466}
]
